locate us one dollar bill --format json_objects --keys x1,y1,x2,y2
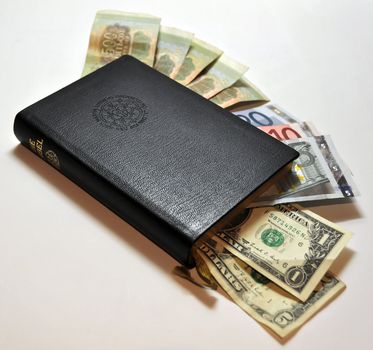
[
  {"x1": 250, "y1": 135, "x2": 358, "y2": 207},
  {"x1": 193, "y1": 239, "x2": 346, "y2": 338},
  {"x1": 175, "y1": 38, "x2": 222, "y2": 85},
  {"x1": 154, "y1": 26, "x2": 193, "y2": 79},
  {"x1": 82, "y1": 10, "x2": 160, "y2": 76},
  {"x1": 187, "y1": 54, "x2": 248, "y2": 99},
  {"x1": 209, "y1": 203, "x2": 351, "y2": 301},
  {"x1": 209, "y1": 77, "x2": 269, "y2": 109}
]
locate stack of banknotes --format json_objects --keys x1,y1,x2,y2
[{"x1": 83, "y1": 10, "x2": 358, "y2": 338}]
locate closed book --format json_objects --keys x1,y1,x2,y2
[{"x1": 13, "y1": 55, "x2": 298, "y2": 267}]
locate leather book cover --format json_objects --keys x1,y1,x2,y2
[{"x1": 13, "y1": 55, "x2": 299, "y2": 266}]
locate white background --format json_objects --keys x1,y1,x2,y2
[{"x1": 1, "y1": 0, "x2": 372, "y2": 349}]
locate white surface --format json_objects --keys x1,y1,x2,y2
[{"x1": 0, "y1": 0, "x2": 372, "y2": 349}]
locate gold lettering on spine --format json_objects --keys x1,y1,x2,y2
[
  {"x1": 28, "y1": 138, "x2": 36, "y2": 152},
  {"x1": 35, "y1": 139, "x2": 44, "y2": 158},
  {"x1": 28, "y1": 137, "x2": 44, "y2": 158},
  {"x1": 27, "y1": 137, "x2": 60, "y2": 168}
]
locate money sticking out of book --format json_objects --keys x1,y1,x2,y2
[{"x1": 83, "y1": 10, "x2": 357, "y2": 338}]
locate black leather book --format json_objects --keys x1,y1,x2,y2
[{"x1": 13, "y1": 56, "x2": 298, "y2": 267}]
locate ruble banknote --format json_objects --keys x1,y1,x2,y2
[
  {"x1": 193, "y1": 239, "x2": 345, "y2": 337},
  {"x1": 209, "y1": 203, "x2": 351, "y2": 301},
  {"x1": 210, "y1": 77, "x2": 269, "y2": 109},
  {"x1": 154, "y1": 26, "x2": 193, "y2": 79},
  {"x1": 175, "y1": 38, "x2": 222, "y2": 85},
  {"x1": 187, "y1": 54, "x2": 248, "y2": 98},
  {"x1": 82, "y1": 10, "x2": 160, "y2": 75}
]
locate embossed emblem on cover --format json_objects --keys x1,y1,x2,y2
[
  {"x1": 93, "y1": 95, "x2": 148, "y2": 131},
  {"x1": 45, "y1": 149, "x2": 60, "y2": 169}
]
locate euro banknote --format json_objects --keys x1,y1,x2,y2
[
  {"x1": 232, "y1": 103, "x2": 301, "y2": 126},
  {"x1": 250, "y1": 135, "x2": 358, "y2": 207},
  {"x1": 257, "y1": 121, "x2": 320, "y2": 141}
]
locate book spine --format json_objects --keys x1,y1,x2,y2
[{"x1": 13, "y1": 111, "x2": 193, "y2": 267}]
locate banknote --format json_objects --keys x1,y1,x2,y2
[
  {"x1": 172, "y1": 265, "x2": 216, "y2": 289},
  {"x1": 175, "y1": 38, "x2": 222, "y2": 85},
  {"x1": 154, "y1": 26, "x2": 193, "y2": 79},
  {"x1": 210, "y1": 203, "x2": 351, "y2": 301},
  {"x1": 193, "y1": 239, "x2": 345, "y2": 337},
  {"x1": 258, "y1": 122, "x2": 319, "y2": 141},
  {"x1": 187, "y1": 54, "x2": 248, "y2": 99},
  {"x1": 193, "y1": 247, "x2": 219, "y2": 290},
  {"x1": 251, "y1": 135, "x2": 358, "y2": 207},
  {"x1": 209, "y1": 77, "x2": 269, "y2": 109},
  {"x1": 82, "y1": 10, "x2": 160, "y2": 76},
  {"x1": 232, "y1": 104, "x2": 301, "y2": 127},
  {"x1": 298, "y1": 121, "x2": 320, "y2": 137}
]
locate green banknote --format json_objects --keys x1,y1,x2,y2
[
  {"x1": 210, "y1": 77, "x2": 269, "y2": 109},
  {"x1": 154, "y1": 26, "x2": 194, "y2": 79},
  {"x1": 187, "y1": 54, "x2": 248, "y2": 98},
  {"x1": 194, "y1": 239, "x2": 345, "y2": 338},
  {"x1": 210, "y1": 204, "x2": 351, "y2": 301},
  {"x1": 175, "y1": 38, "x2": 222, "y2": 85},
  {"x1": 82, "y1": 10, "x2": 160, "y2": 75}
]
